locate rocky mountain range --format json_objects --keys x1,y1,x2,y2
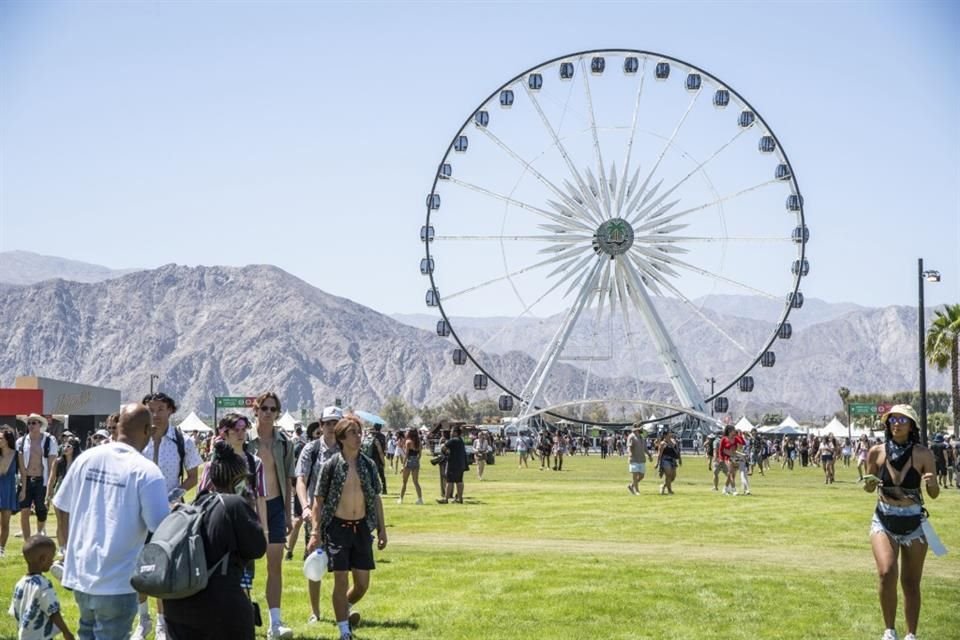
[
  {"x1": 0, "y1": 250, "x2": 139, "y2": 286},
  {"x1": 0, "y1": 255, "x2": 951, "y2": 422}
]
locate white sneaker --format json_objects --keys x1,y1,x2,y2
[
  {"x1": 130, "y1": 619, "x2": 152, "y2": 640},
  {"x1": 154, "y1": 627, "x2": 167, "y2": 640},
  {"x1": 268, "y1": 624, "x2": 293, "y2": 640},
  {"x1": 415, "y1": 498, "x2": 423, "y2": 505},
  {"x1": 396, "y1": 497, "x2": 403, "y2": 504},
  {"x1": 881, "y1": 629, "x2": 899, "y2": 640},
  {"x1": 903, "y1": 634, "x2": 917, "y2": 640},
  {"x1": 307, "y1": 614, "x2": 319, "y2": 624}
]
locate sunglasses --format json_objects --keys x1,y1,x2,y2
[
  {"x1": 258, "y1": 406, "x2": 279, "y2": 413},
  {"x1": 28, "y1": 421, "x2": 42, "y2": 425},
  {"x1": 888, "y1": 416, "x2": 912, "y2": 426}
]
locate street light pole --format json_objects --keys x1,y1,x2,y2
[
  {"x1": 705, "y1": 377, "x2": 716, "y2": 416},
  {"x1": 149, "y1": 374, "x2": 160, "y2": 395},
  {"x1": 917, "y1": 259, "x2": 941, "y2": 447}
]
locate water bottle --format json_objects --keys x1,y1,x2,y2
[{"x1": 303, "y1": 548, "x2": 327, "y2": 581}]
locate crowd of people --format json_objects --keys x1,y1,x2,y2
[{"x1": 1, "y1": 398, "x2": 957, "y2": 640}]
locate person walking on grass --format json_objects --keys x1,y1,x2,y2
[
  {"x1": 16, "y1": 414, "x2": 58, "y2": 542},
  {"x1": 782, "y1": 436, "x2": 797, "y2": 471},
  {"x1": 864, "y1": 405, "x2": 941, "y2": 640},
  {"x1": 438, "y1": 426, "x2": 467, "y2": 504},
  {"x1": 0, "y1": 427, "x2": 19, "y2": 558},
  {"x1": 295, "y1": 407, "x2": 342, "y2": 624},
  {"x1": 162, "y1": 441, "x2": 267, "y2": 640},
  {"x1": 53, "y1": 404, "x2": 169, "y2": 640},
  {"x1": 473, "y1": 431, "x2": 492, "y2": 480},
  {"x1": 133, "y1": 393, "x2": 202, "y2": 640},
  {"x1": 716, "y1": 425, "x2": 737, "y2": 495},
  {"x1": 245, "y1": 392, "x2": 297, "y2": 640},
  {"x1": 308, "y1": 417, "x2": 387, "y2": 640},
  {"x1": 397, "y1": 428, "x2": 423, "y2": 504},
  {"x1": 856, "y1": 434, "x2": 871, "y2": 482},
  {"x1": 9, "y1": 535, "x2": 75, "y2": 640},
  {"x1": 626, "y1": 425, "x2": 650, "y2": 495},
  {"x1": 656, "y1": 430, "x2": 681, "y2": 495},
  {"x1": 516, "y1": 432, "x2": 530, "y2": 468},
  {"x1": 538, "y1": 429, "x2": 553, "y2": 471},
  {"x1": 820, "y1": 434, "x2": 838, "y2": 484}
]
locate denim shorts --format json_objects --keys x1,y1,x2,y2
[
  {"x1": 629, "y1": 462, "x2": 646, "y2": 474},
  {"x1": 266, "y1": 496, "x2": 287, "y2": 544},
  {"x1": 73, "y1": 591, "x2": 138, "y2": 640},
  {"x1": 870, "y1": 502, "x2": 926, "y2": 546}
]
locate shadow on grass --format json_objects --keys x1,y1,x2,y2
[{"x1": 291, "y1": 619, "x2": 418, "y2": 640}]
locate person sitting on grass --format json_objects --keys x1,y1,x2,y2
[{"x1": 9, "y1": 535, "x2": 75, "y2": 640}]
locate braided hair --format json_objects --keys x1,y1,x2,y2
[{"x1": 207, "y1": 440, "x2": 249, "y2": 492}]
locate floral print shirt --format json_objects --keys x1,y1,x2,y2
[
  {"x1": 314, "y1": 452, "x2": 381, "y2": 534},
  {"x1": 9, "y1": 574, "x2": 60, "y2": 640}
]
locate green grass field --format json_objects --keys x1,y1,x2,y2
[{"x1": 1, "y1": 453, "x2": 958, "y2": 640}]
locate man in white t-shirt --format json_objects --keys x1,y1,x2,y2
[
  {"x1": 52, "y1": 403, "x2": 169, "y2": 640},
  {"x1": 134, "y1": 392, "x2": 202, "y2": 640}
]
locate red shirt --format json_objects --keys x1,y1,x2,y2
[{"x1": 719, "y1": 434, "x2": 745, "y2": 461}]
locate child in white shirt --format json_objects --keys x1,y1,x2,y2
[{"x1": 8, "y1": 535, "x2": 74, "y2": 640}]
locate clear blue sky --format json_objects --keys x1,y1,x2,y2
[{"x1": 1, "y1": 1, "x2": 957, "y2": 315}]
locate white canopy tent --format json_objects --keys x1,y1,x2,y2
[
  {"x1": 767, "y1": 424, "x2": 805, "y2": 436},
  {"x1": 815, "y1": 417, "x2": 869, "y2": 439},
  {"x1": 733, "y1": 416, "x2": 755, "y2": 432},
  {"x1": 178, "y1": 411, "x2": 212, "y2": 434},
  {"x1": 277, "y1": 411, "x2": 300, "y2": 433},
  {"x1": 778, "y1": 415, "x2": 801, "y2": 429}
]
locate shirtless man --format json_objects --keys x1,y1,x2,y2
[
  {"x1": 247, "y1": 392, "x2": 297, "y2": 640},
  {"x1": 16, "y1": 414, "x2": 58, "y2": 539},
  {"x1": 308, "y1": 416, "x2": 387, "y2": 640}
]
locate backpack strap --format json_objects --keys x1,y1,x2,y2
[{"x1": 173, "y1": 428, "x2": 186, "y2": 483}]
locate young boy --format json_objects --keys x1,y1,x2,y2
[{"x1": 8, "y1": 535, "x2": 74, "y2": 640}]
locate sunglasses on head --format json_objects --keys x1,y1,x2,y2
[
  {"x1": 258, "y1": 406, "x2": 279, "y2": 413},
  {"x1": 888, "y1": 416, "x2": 912, "y2": 426}
]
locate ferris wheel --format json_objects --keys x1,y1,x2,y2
[{"x1": 420, "y1": 49, "x2": 808, "y2": 426}]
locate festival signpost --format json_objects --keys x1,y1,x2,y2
[{"x1": 213, "y1": 395, "x2": 257, "y2": 430}]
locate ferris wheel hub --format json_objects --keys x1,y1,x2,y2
[{"x1": 592, "y1": 218, "x2": 635, "y2": 257}]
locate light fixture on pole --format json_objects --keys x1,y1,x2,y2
[
  {"x1": 149, "y1": 374, "x2": 160, "y2": 395},
  {"x1": 918, "y1": 259, "x2": 941, "y2": 446},
  {"x1": 705, "y1": 377, "x2": 716, "y2": 416}
]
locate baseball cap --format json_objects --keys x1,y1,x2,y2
[
  {"x1": 93, "y1": 429, "x2": 110, "y2": 439},
  {"x1": 320, "y1": 406, "x2": 343, "y2": 423}
]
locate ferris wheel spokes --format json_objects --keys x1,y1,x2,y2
[
  {"x1": 474, "y1": 126, "x2": 600, "y2": 229},
  {"x1": 577, "y1": 57, "x2": 613, "y2": 218},
  {"x1": 518, "y1": 258, "x2": 606, "y2": 418},
  {"x1": 615, "y1": 58, "x2": 649, "y2": 217},
  {"x1": 630, "y1": 177, "x2": 780, "y2": 227},
  {"x1": 619, "y1": 257, "x2": 706, "y2": 412},
  {"x1": 523, "y1": 83, "x2": 606, "y2": 226}
]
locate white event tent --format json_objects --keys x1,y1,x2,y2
[
  {"x1": 178, "y1": 411, "x2": 212, "y2": 434},
  {"x1": 277, "y1": 411, "x2": 300, "y2": 433},
  {"x1": 816, "y1": 417, "x2": 868, "y2": 439},
  {"x1": 733, "y1": 416, "x2": 755, "y2": 432}
]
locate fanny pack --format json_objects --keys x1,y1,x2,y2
[{"x1": 875, "y1": 503, "x2": 923, "y2": 536}]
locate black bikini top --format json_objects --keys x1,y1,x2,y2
[{"x1": 879, "y1": 453, "x2": 922, "y2": 491}]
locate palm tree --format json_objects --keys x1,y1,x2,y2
[
  {"x1": 926, "y1": 304, "x2": 960, "y2": 437},
  {"x1": 838, "y1": 387, "x2": 850, "y2": 423}
]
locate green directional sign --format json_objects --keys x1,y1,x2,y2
[
  {"x1": 215, "y1": 396, "x2": 255, "y2": 409},
  {"x1": 849, "y1": 402, "x2": 877, "y2": 416}
]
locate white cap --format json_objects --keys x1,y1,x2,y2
[
  {"x1": 320, "y1": 406, "x2": 343, "y2": 423},
  {"x1": 94, "y1": 429, "x2": 110, "y2": 439}
]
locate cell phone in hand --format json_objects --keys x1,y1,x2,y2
[
  {"x1": 168, "y1": 487, "x2": 186, "y2": 502},
  {"x1": 862, "y1": 474, "x2": 880, "y2": 483}
]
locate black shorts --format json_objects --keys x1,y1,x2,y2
[
  {"x1": 445, "y1": 468, "x2": 464, "y2": 483},
  {"x1": 323, "y1": 517, "x2": 375, "y2": 572},
  {"x1": 19, "y1": 477, "x2": 48, "y2": 521}
]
